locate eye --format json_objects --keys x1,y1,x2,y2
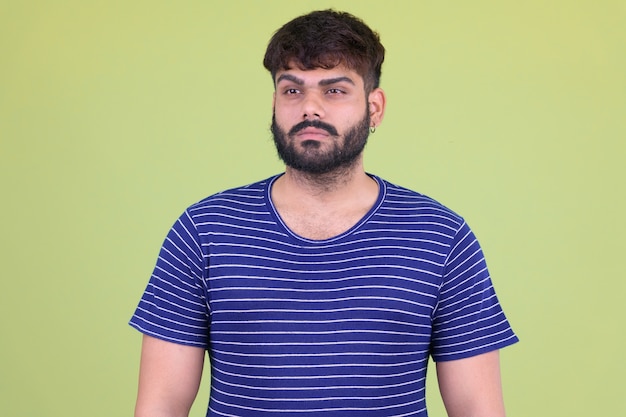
[
  {"x1": 284, "y1": 88, "x2": 300, "y2": 95},
  {"x1": 326, "y1": 88, "x2": 345, "y2": 95}
]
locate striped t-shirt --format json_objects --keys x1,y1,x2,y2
[{"x1": 130, "y1": 174, "x2": 518, "y2": 417}]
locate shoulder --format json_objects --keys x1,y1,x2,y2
[
  {"x1": 376, "y1": 176, "x2": 465, "y2": 230},
  {"x1": 185, "y1": 176, "x2": 276, "y2": 217}
]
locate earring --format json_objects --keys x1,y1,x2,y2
[{"x1": 370, "y1": 125, "x2": 376, "y2": 134}]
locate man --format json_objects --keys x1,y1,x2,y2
[{"x1": 130, "y1": 10, "x2": 518, "y2": 417}]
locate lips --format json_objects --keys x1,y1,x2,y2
[{"x1": 296, "y1": 127, "x2": 330, "y2": 139}]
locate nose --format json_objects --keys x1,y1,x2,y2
[{"x1": 301, "y1": 92, "x2": 325, "y2": 120}]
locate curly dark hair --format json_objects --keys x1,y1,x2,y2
[{"x1": 263, "y1": 10, "x2": 385, "y2": 92}]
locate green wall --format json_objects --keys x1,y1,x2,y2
[{"x1": 2, "y1": 1, "x2": 624, "y2": 416}]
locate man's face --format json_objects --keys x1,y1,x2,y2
[{"x1": 271, "y1": 65, "x2": 371, "y2": 175}]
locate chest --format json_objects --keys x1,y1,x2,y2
[
  {"x1": 205, "y1": 240, "x2": 445, "y2": 345},
  {"x1": 277, "y1": 206, "x2": 369, "y2": 240}
]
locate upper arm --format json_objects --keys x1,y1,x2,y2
[
  {"x1": 436, "y1": 350, "x2": 506, "y2": 417},
  {"x1": 135, "y1": 335, "x2": 206, "y2": 417}
]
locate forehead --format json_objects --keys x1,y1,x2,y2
[{"x1": 275, "y1": 63, "x2": 364, "y2": 86}]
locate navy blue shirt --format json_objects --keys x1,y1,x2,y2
[{"x1": 131, "y1": 175, "x2": 518, "y2": 416}]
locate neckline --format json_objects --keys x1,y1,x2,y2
[{"x1": 265, "y1": 173, "x2": 386, "y2": 245}]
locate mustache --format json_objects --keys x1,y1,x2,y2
[{"x1": 288, "y1": 120, "x2": 339, "y2": 137}]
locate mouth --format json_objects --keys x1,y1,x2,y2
[{"x1": 295, "y1": 127, "x2": 331, "y2": 140}]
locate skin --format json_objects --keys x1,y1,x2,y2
[
  {"x1": 437, "y1": 350, "x2": 507, "y2": 417},
  {"x1": 134, "y1": 64, "x2": 507, "y2": 417},
  {"x1": 134, "y1": 335, "x2": 205, "y2": 417}
]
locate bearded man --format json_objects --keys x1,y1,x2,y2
[{"x1": 130, "y1": 9, "x2": 518, "y2": 417}]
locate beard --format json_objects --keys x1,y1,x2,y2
[{"x1": 271, "y1": 109, "x2": 371, "y2": 175}]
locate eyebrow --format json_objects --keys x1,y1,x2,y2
[
  {"x1": 319, "y1": 76, "x2": 355, "y2": 87},
  {"x1": 276, "y1": 73, "x2": 304, "y2": 85},
  {"x1": 276, "y1": 74, "x2": 356, "y2": 87}
]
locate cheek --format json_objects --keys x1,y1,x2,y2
[{"x1": 273, "y1": 105, "x2": 297, "y2": 126}]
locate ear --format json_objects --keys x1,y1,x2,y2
[{"x1": 367, "y1": 88, "x2": 386, "y2": 128}]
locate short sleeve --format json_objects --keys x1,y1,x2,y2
[
  {"x1": 430, "y1": 221, "x2": 518, "y2": 362},
  {"x1": 129, "y1": 209, "x2": 210, "y2": 348}
]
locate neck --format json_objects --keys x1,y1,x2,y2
[
  {"x1": 280, "y1": 157, "x2": 368, "y2": 197},
  {"x1": 270, "y1": 160, "x2": 380, "y2": 240}
]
